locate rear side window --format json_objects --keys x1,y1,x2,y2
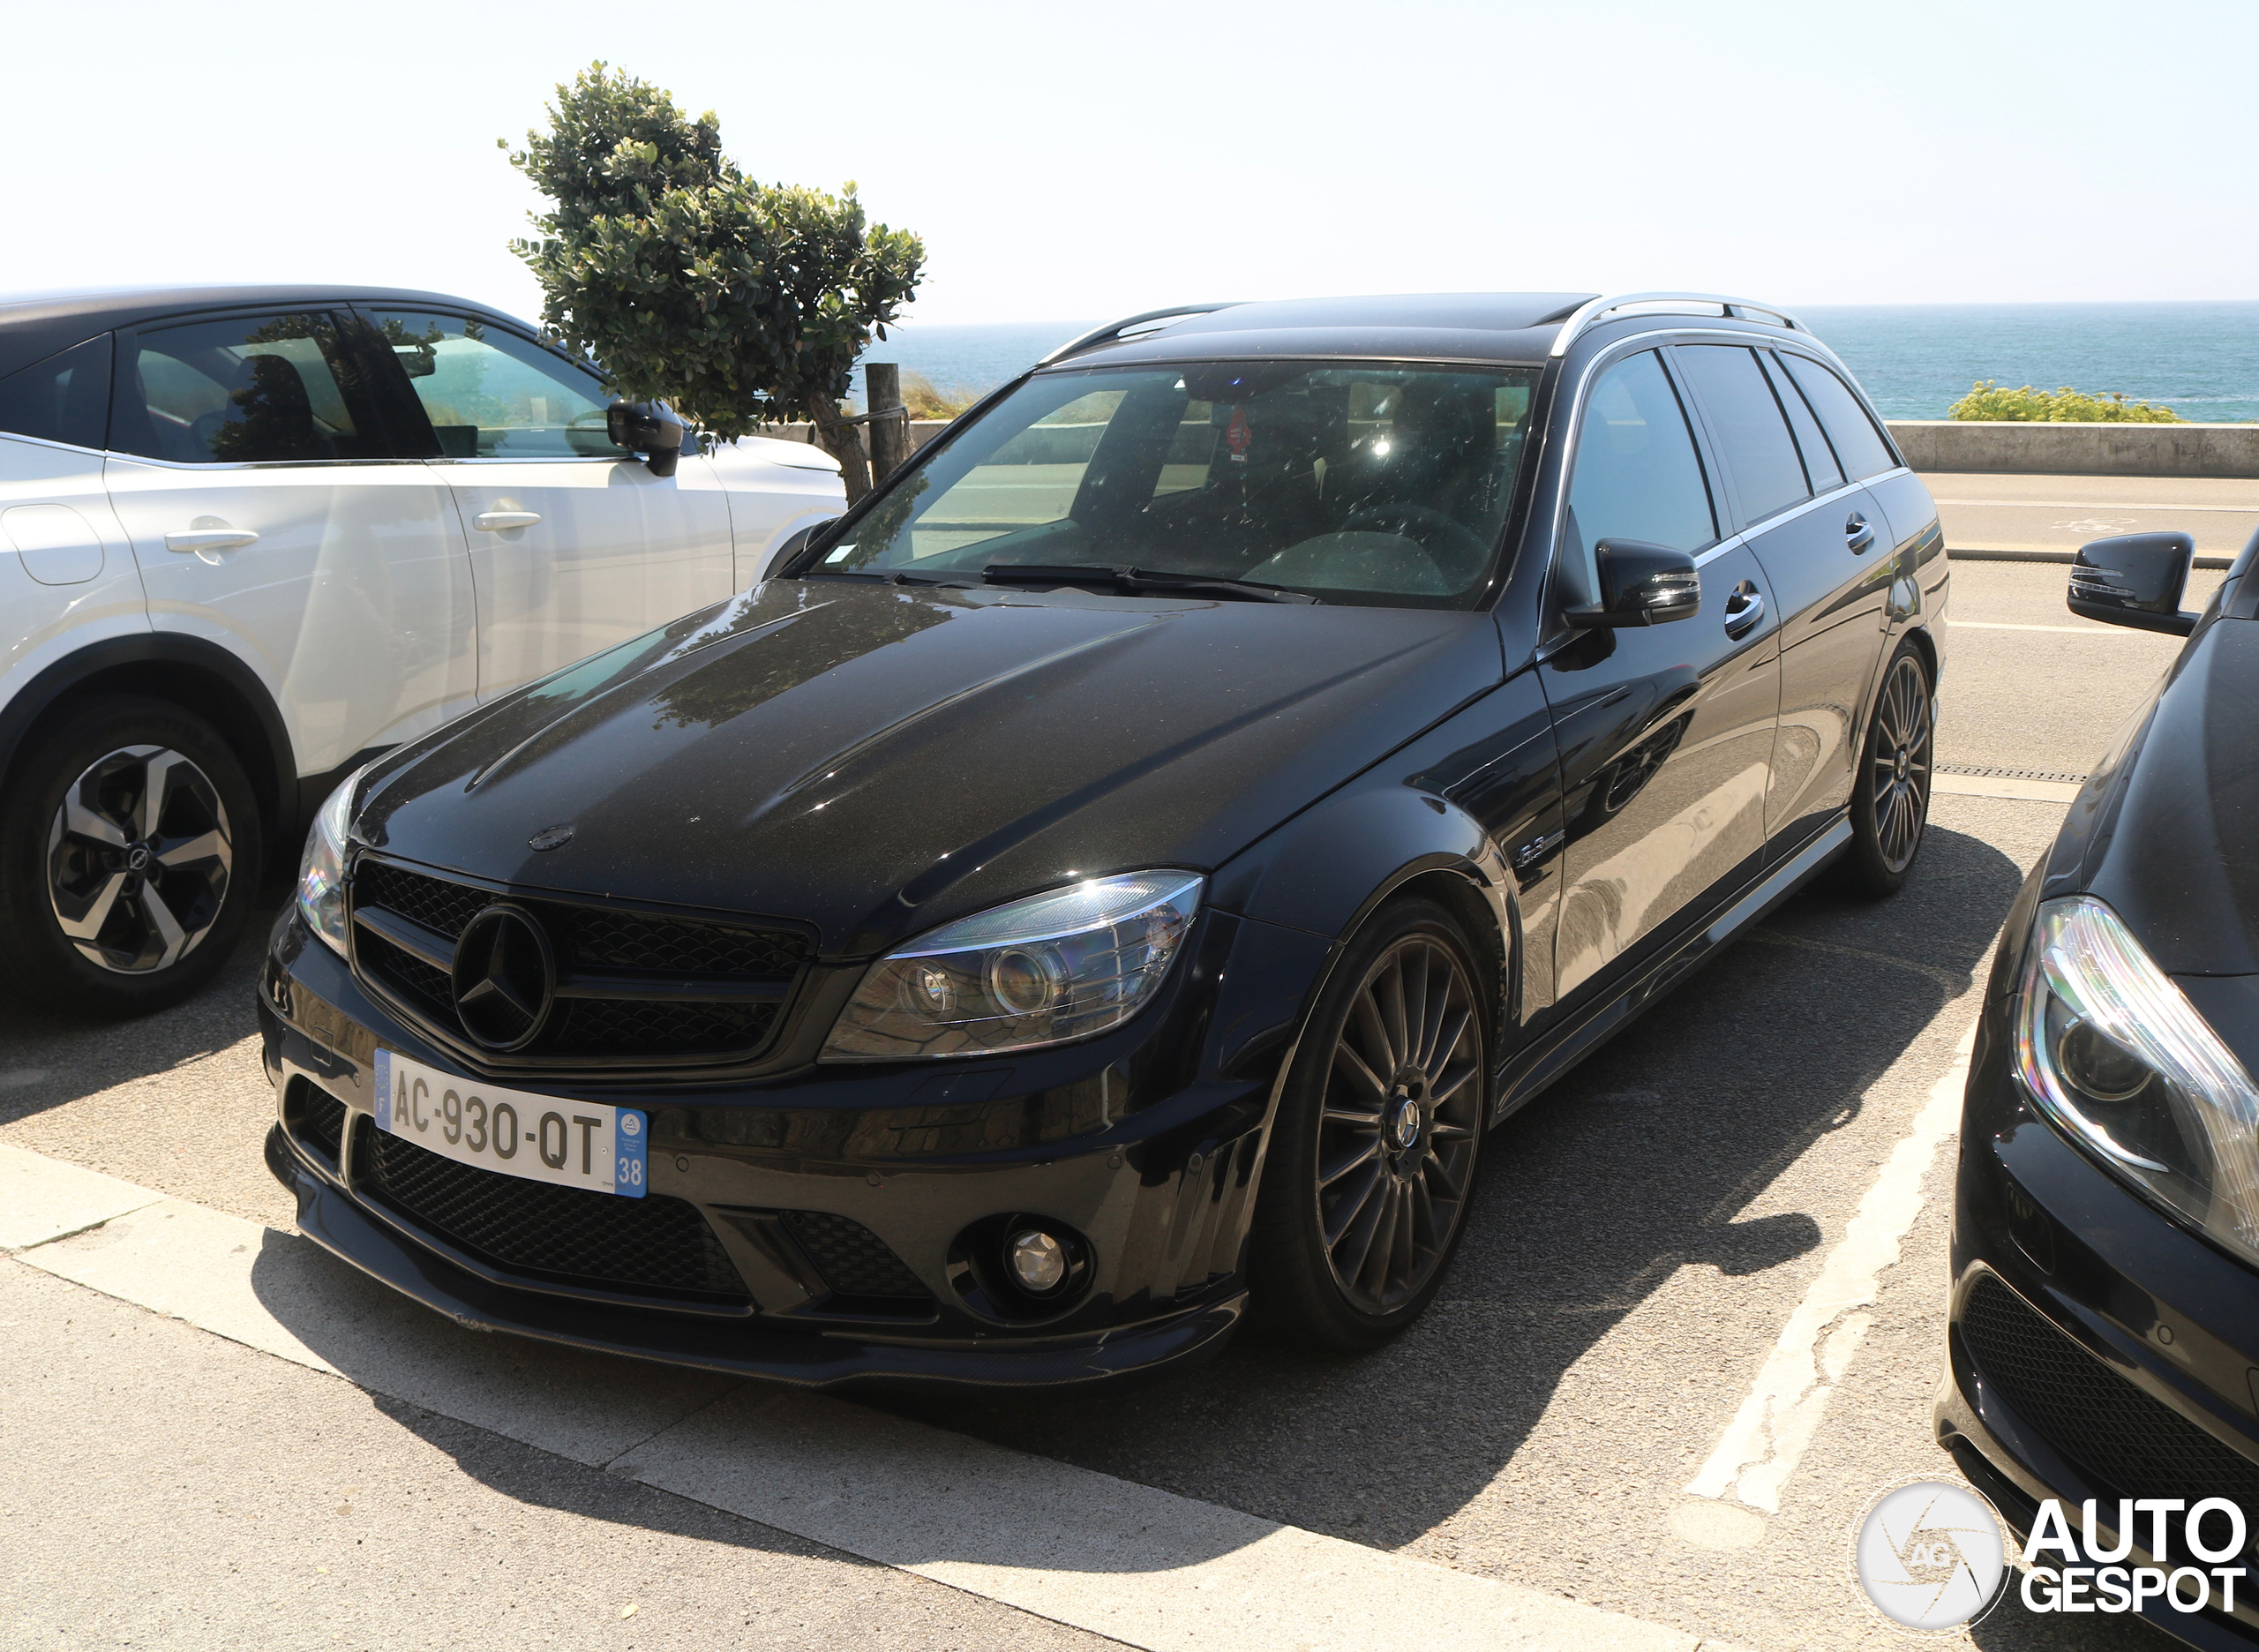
[
  {"x1": 1777, "y1": 354, "x2": 1898, "y2": 480},
  {"x1": 1674, "y1": 345, "x2": 1809, "y2": 525},
  {"x1": 1759, "y1": 351, "x2": 1843, "y2": 493},
  {"x1": 114, "y1": 312, "x2": 386, "y2": 464},
  {"x1": 0, "y1": 334, "x2": 112, "y2": 451},
  {"x1": 1561, "y1": 351, "x2": 1716, "y2": 607}
]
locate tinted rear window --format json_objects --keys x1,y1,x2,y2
[
  {"x1": 1674, "y1": 345, "x2": 1809, "y2": 525},
  {"x1": 1778, "y1": 354, "x2": 1898, "y2": 480},
  {"x1": 0, "y1": 334, "x2": 111, "y2": 450}
]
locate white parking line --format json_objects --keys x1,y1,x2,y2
[
  {"x1": 1933, "y1": 775, "x2": 2081, "y2": 802},
  {"x1": 2, "y1": 1145, "x2": 1721, "y2": 1652},
  {"x1": 1683, "y1": 1022, "x2": 1977, "y2": 1513}
]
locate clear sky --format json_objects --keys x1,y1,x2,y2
[{"x1": 4, "y1": 0, "x2": 2252, "y2": 327}]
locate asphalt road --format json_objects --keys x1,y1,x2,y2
[
  {"x1": 0, "y1": 553, "x2": 2216, "y2": 1651},
  {"x1": 1924, "y1": 469, "x2": 2259, "y2": 559}
]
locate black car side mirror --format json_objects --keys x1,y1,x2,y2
[
  {"x1": 607, "y1": 400, "x2": 687, "y2": 477},
  {"x1": 2068, "y1": 532, "x2": 2196, "y2": 637},
  {"x1": 1565, "y1": 539, "x2": 1701, "y2": 628}
]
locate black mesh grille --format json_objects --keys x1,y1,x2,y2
[
  {"x1": 285, "y1": 1080, "x2": 345, "y2": 1163},
  {"x1": 554, "y1": 996, "x2": 777, "y2": 1055},
  {"x1": 558, "y1": 908, "x2": 807, "y2": 978},
  {"x1": 1963, "y1": 1274, "x2": 2259, "y2": 1523},
  {"x1": 355, "y1": 1119, "x2": 749, "y2": 1303},
  {"x1": 348, "y1": 860, "x2": 807, "y2": 1068},
  {"x1": 356, "y1": 860, "x2": 493, "y2": 938},
  {"x1": 781, "y1": 1210, "x2": 930, "y2": 1300}
]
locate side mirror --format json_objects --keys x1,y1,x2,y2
[
  {"x1": 1566, "y1": 539, "x2": 1701, "y2": 627},
  {"x1": 2068, "y1": 531, "x2": 2195, "y2": 636},
  {"x1": 606, "y1": 400, "x2": 687, "y2": 477}
]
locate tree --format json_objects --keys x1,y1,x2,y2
[{"x1": 503, "y1": 64, "x2": 924, "y2": 500}]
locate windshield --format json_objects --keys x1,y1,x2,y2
[{"x1": 806, "y1": 361, "x2": 1541, "y2": 606}]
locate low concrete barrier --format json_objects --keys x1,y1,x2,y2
[
  {"x1": 766, "y1": 415, "x2": 2259, "y2": 481},
  {"x1": 1887, "y1": 419, "x2": 2259, "y2": 477}
]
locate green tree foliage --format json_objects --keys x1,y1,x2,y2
[
  {"x1": 504, "y1": 64, "x2": 925, "y2": 499},
  {"x1": 1947, "y1": 379, "x2": 2185, "y2": 423}
]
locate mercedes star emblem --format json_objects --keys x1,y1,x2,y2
[{"x1": 451, "y1": 905, "x2": 556, "y2": 1050}]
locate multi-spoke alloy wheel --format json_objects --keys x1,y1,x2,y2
[
  {"x1": 1842, "y1": 642, "x2": 1934, "y2": 897},
  {"x1": 0, "y1": 696, "x2": 260, "y2": 1016},
  {"x1": 47, "y1": 745, "x2": 235, "y2": 972},
  {"x1": 1249, "y1": 898, "x2": 1489, "y2": 1346},
  {"x1": 1869, "y1": 653, "x2": 1932, "y2": 872}
]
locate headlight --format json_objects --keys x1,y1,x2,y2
[
  {"x1": 2015, "y1": 895, "x2": 2259, "y2": 1265},
  {"x1": 296, "y1": 762, "x2": 373, "y2": 956},
  {"x1": 821, "y1": 871, "x2": 1204, "y2": 1061}
]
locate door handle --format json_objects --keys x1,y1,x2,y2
[
  {"x1": 163, "y1": 528, "x2": 259, "y2": 553},
  {"x1": 472, "y1": 510, "x2": 542, "y2": 531},
  {"x1": 1723, "y1": 582, "x2": 1766, "y2": 640},
  {"x1": 1846, "y1": 512, "x2": 1875, "y2": 554}
]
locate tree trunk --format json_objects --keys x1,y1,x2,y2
[{"x1": 807, "y1": 395, "x2": 874, "y2": 504}]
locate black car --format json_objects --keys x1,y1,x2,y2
[
  {"x1": 1940, "y1": 531, "x2": 2259, "y2": 1644},
  {"x1": 259, "y1": 291, "x2": 1946, "y2": 1388}
]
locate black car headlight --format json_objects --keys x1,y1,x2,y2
[
  {"x1": 2015, "y1": 895, "x2": 2259, "y2": 1264},
  {"x1": 821, "y1": 871, "x2": 1204, "y2": 1061},
  {"x1": 295, "y1": 762, "x2": 373, "y2": 956}
]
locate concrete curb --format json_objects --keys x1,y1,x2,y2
[
  {"x1": 1947, "y1": 545, "x2": 2234, "y2": 570},
  {"x1": 2, "y1": 1145, "x2": 1733, "y2": 1652}
]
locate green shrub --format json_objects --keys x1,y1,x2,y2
[
  {"x1": 1947, "y1": 380, "x2": 2185, "y2": 423},
  {"x1": 899, "y1": 372, "x2": 980, "y2": 420}
]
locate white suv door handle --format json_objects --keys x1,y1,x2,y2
[
  {"x1": 472, "y1": 510, "x2": 543, "y2": 531},
  {"x1": 163, "y1": 528, "x2": 259, "y2": 553}
]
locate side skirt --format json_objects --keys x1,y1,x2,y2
[{"x1": 1488, "y1": 816, "x2": 1853, "y2": 1126}]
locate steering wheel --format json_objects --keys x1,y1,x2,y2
[{"x1": 1340, "y1": 503, "x2": 1493, "y2": 585}]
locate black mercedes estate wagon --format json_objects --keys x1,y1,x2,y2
[
  {"x1": 259, "y1": 291, "x2": 1947, "y2": 1387},
  {"x1": 1941, "y1": 530, "x2": 2259, "y2": 1646}
]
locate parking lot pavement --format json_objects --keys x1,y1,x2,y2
[
  {"x1": 0, "y1": 559, "x2": 2195, "y2": 1648},
  {"x1": 1922, "y1": 469, "x2": 2259, "y2": 560}
]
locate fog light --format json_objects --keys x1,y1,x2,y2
[{"x1": 1008, "y1": 1228, "x2": 1068, "y2": 1293}]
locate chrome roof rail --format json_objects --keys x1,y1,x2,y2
[
  {"x1": 1039, "y1": 303, "x2": 1245, "y2": 365},
  {"x1": 1549, "y1": 291, "x2": 1807, "y2": 358}
]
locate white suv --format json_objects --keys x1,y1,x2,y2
[{"x1": 0, "y1": 284, "x2": 844, "y2": 1015}]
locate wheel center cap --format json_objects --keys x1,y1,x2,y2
[
  {"x1": 126, "y1": 845, "x2": 152, "y2": 873},
  {"x1": 1387, "y1": 1095, "x2": 1422, "y2": 1152}
]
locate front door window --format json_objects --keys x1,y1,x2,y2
[{"x1": 364, "y1": 311, "x2": 613, "y2": 458}]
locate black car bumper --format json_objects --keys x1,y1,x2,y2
[
  {"x1": 1940, "y1": 965, "x2": 2259, "y2": 1648},
  {"x1": 259, "y1": 905, "x2": 1328, "y2": 1391}
]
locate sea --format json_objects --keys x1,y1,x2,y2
[{"x1": 851, "y1": 303, "x2": 2259, "y2": 423}]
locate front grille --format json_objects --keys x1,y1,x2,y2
[
  {"x1": 284, "y1": 1079, "x2": 345, "y2": 1163},
  {"x1": 1963, "y1": 1274, "x2": 2259, "y2": 1522},
  {"x1": 781, "y1": 1210, "x2": 930, "y2": 1301},
  {"x1": 349, "y1": 859, "x2": 808, "y2": 1068},
  {"x1": 355, "y1": 1118, "x2": 749, "y2": 1303}
]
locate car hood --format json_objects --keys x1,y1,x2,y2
[
  {"x1": 2048, "y1": 613, "x2": 2259, "y2": 978},
  {"x1": 357, "y1": 579, "x2": 1504, "y2": 956}
]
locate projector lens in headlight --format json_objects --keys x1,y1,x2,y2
[{"x1": 821, "y1": 870, "x2": 1203, "y2": 1061}]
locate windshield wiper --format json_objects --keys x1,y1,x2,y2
[
  {"x1": 979, "y1": 564, "x2": 1317, "y2": 604},
  {"x1": 810, "y1": 567, "x2": 975, "y2": 589}
]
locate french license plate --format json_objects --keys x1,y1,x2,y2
[{"x1": 372, "y1": 1049, "x2": 646, "y2": 1198}]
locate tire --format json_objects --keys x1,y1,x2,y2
[
  {"x1": 1838, "y1": 642, "x2": 1934, "y2": 898},
  {"x1": 1247, "y1": 897, "x2": 1490, "y2": 1348},
  {"x1": 0, "y1": 695, "x2": 264, "y2": 1017}
]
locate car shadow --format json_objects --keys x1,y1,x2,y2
[
  {"x1": 0, "y1": 902, "x2": 276, "y2": 1124},
  {"x1": 236, "y1": 822, "x2": 2029, "y2": 1600},
  {"x1": 857, "y1": 822, "x2": 2026, "y2": 1551}
]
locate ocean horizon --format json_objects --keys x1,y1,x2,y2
[{"x1": 850, "y1": 301, "x2": 2259, "y2": 423}]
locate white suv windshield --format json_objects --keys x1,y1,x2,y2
[{"x1": 815, "y1": 362, "x2": 1540, "y2": 606}]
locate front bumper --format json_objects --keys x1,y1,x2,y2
[
  {"x1": 1939, "y1": 971, "x2": 2259, "y2": 1648},
  {"x1": 259, "y1": 905, "x2": 1330, "y2": 1391}
]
